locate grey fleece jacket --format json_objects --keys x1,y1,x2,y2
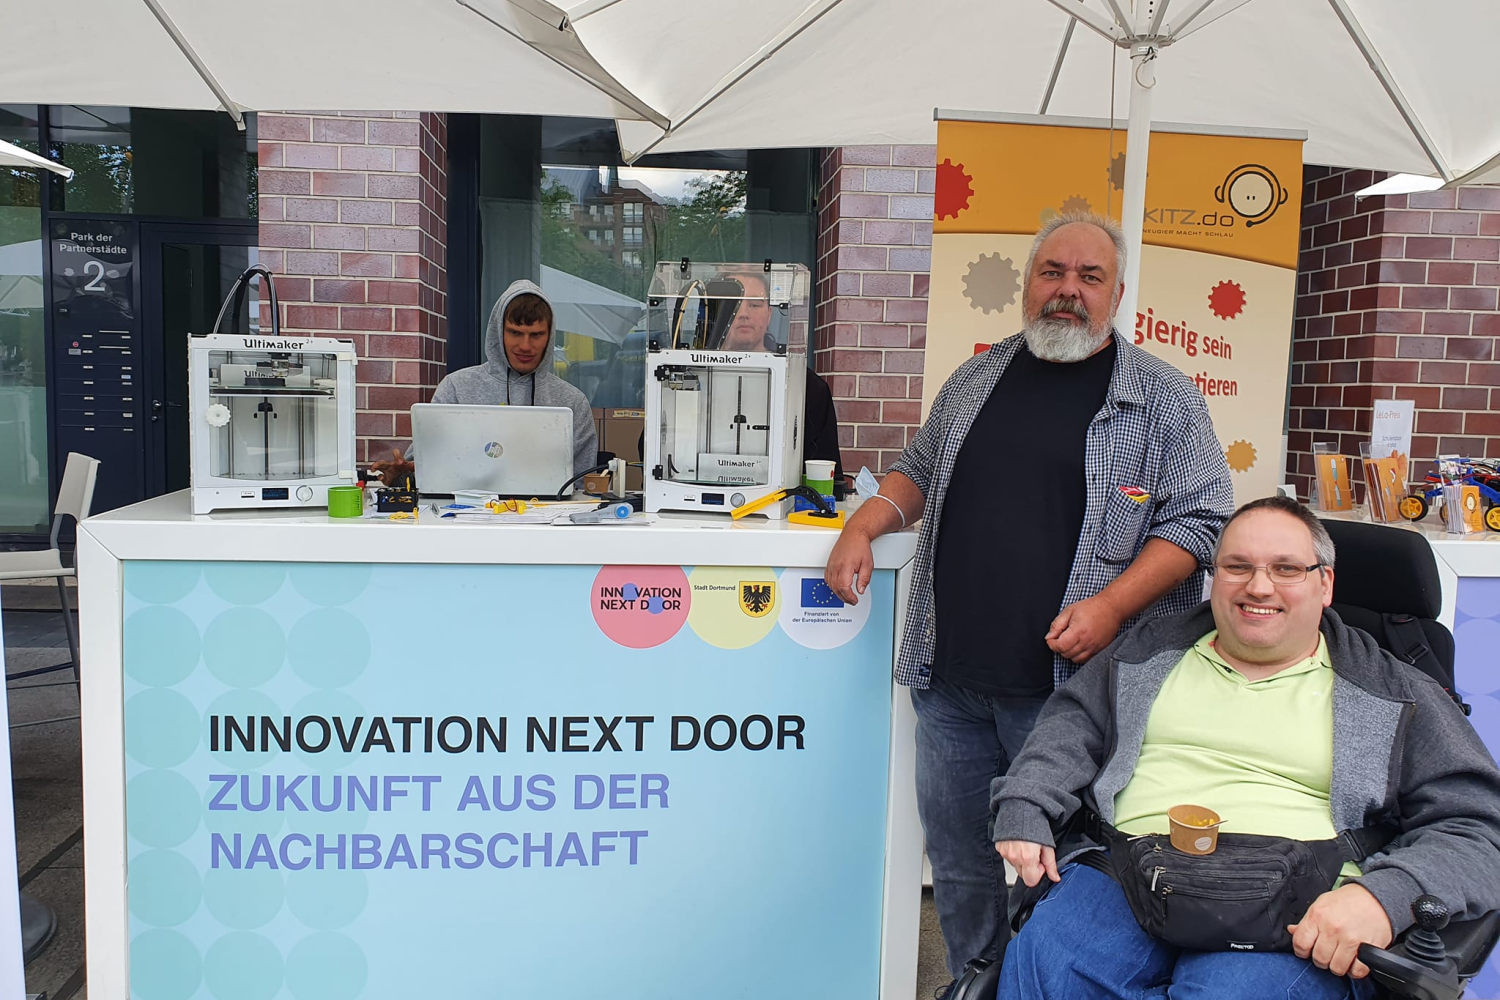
[
  {"x1": 991, "y1": 604, "x2": 1500, "y2": 936},
  {"x1": 431, "y1": 279, "x2": 598, "y2": 476}
]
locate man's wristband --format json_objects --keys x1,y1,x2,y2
[{"x1": 870, "y1": 492, "x2": 906, "y2": 529}]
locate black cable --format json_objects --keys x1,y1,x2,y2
[
  {"x1": 504, "y1": 370, "x2": 537, "y2": 406},
  {"x1": 555, "y1": 463, "x2": 609, "y2": 500}
]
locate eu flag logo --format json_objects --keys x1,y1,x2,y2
[{"x1": 801, "y1": 578, "x2": 845, "y2": 608}]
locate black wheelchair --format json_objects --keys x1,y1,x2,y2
[{"x1": 952, "y1": 519, "x2": 1500, "y2": 1000}]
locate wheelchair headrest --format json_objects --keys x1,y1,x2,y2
[{"x1": 1322, "y1": 518, "x2": 1441, "y2": 620}]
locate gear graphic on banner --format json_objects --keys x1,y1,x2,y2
[
  {"x1": 1208, "y1": 280, "x2": 1247, "y2": 320},
  {"x1": 1109, "y1": 153, "x2": 1128, "y2": 191},
  {"x1": 935, "y1": 158, "x2": 974, "y2": 220},
  {"x1": 1226, "y1": 440, "x2": 1257, "y2": 473},
  {"x1": 1060, "y1": 195, "x2": 1092, "y2": 216},
  {"x1": 962, "y1": 254, "x2": 1020, "y2": 315}
]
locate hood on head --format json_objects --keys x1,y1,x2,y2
[{"x1": 485, "y1": 279, "x2": 555, "y2": 374}]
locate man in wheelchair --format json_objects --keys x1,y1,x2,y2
[{"x1": 988, "y1": 496, "x2": 1500, "y2": 999}]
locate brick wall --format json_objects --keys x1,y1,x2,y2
[
  {"x1": 255, "y1": 111, "x2": 448, "y2": 464},
  {"x1": 1286, "y1": 167, "x2": 1500, "y2": 499},
  {"x1": 814, "y1": 145, "x2": 935, "y2": 475}
]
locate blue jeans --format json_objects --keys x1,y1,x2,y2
[
  {"x1": 1000, "y1": 864, "x2": 1377, "y2": 1000},
  {"x1": 911, "y1": 676, "x2": 1050, "y2": 979}
]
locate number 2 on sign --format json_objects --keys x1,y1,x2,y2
[{"x1": 83, "y1": 260, "x2": 105, "y2": 291}]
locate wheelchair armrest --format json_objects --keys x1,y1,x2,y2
[
  {"x1": 1442, "y1": 909, "x2": 1500, "y2": 980},
  {"x1": 1357, "y1": 910, "x2": 1500, "y2": 1000}
]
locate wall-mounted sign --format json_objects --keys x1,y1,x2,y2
[{"x1": 51, "y1": 219, "x2": 136, "y2": 324}]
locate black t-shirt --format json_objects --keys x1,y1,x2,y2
[
  {"x1": 932, "y1": 339, "x2": 1117, "y2": 697},
  {"x1": 803, "y1": 369, "x2": 845, "y2": 486}
]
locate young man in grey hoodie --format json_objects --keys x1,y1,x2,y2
[{"x1": 428, "y1": 279, "x2": 598, "y2": 476}]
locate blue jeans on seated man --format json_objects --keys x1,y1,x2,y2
[
  {"x1": 911, "y1": 676, "x2": 1050, "y2": 979},
  {"x1": 1000, "y1": 863, "x2": 1378, "y2": 1000}
]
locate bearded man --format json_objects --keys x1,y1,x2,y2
[{"x1": 823, "y1": 212, "x2": 1234, "y2": 991}]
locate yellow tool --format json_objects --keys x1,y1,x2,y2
[
  {"x1": 486, "y1": 498, "x2": 528, "y2": 515},
  {"x1": 731, "y1": 486, "x2": 845, "y2": 529}
]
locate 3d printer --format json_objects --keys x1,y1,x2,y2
[
  {"x1": 643, "y1": 261, "x2": 810, "y2": 518},
  {"x1": 188, "y1": 265, "x2": 358, "y2": 514}
]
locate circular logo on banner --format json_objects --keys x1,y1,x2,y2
[
  {"x1": 591, "y1": 566, "x2": 690, "y2": 648},
  {"x1": 686, "y1": 566, "x2": 780, "y2": 649},
  {"x1": 776, "y1": 567, "x2": 873, "y2": 649}
]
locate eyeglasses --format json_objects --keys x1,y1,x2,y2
[{"x1": 1211, "y1": 562, "x2": 1324, "y2": 584}]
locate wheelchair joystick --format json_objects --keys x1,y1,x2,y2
[{"x1": 1405, "y1": 895, "x2": 1453, "y2": 970}]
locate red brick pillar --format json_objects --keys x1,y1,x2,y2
[
  {"x1": 814, "y1": 145, "x2": 935, "y2": 475},
  {"x1": 1287, "y1": 167, "x2": 1500, "y2": 499},
  {"x1": 255, "y1": 111, "x2": 448, "y2": 465}
]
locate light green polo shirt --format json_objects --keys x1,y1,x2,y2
[{"x1": 1114, "y1": 631, "x2": 1357, "y2": 876}]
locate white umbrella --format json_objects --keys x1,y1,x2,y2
[
  {"x1": 540, "y1": 263, "x2": 646, "y2": 345},
  {"x1": 0, "y1": 139, "x2": 72, "y2": 180},
  {"x1": 0, "y1": 0, "x2": 664, "y2": 127},
  {"x1": 0, "y1": 240, "x2": 45, "y2": 312},
  {"x1": 556, "y1": 0, "x2": 1500, "y2": 322}
]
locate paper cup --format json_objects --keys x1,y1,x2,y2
[
  {"x1": 1167, "y1": 804, "x2": 1223, "y2": 855},
  {"x1": 804, "y1": 459, "x2": 836, "y2": 481},
  {"x1": 327, "y1": 485, "x2": 364, "y2": 518}
]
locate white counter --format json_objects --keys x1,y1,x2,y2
[
  {"x1": 78, "y1": 492, "x2": 922, "y2": 1000},
  {"x1": 81, "y1": 491, "x2": 919, "y2": 569}
]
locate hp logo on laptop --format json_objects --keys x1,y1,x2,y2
[{"x1": 483, "y1": 442, "x2": 504, "y2": 459}]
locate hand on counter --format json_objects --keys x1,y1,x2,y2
[
  {"x1": 1045, "y1": 594, "x2": 1123, "y2": 664},
  {"x1": 369, "y1": 448, "x2": 415, "y2": 490},
  {"x1": 825, "y1": 527, "x2": 875, "y2": 606}
]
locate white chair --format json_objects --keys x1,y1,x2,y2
[{"x1": 0, "y1": 452, "x2": 99, "y2": 690}]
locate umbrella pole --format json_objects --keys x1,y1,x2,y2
[{"x1": 1115, "y1": 39, "x2": 1156, "y2": 335}]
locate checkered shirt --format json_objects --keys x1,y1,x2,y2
[{"x1": 889, "y1": 330, "x2": 1234, "y2": 690}]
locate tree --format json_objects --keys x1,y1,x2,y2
[
  {"x1": 539, "y1": 178, "x2": 644, "y2": 298},
  {"x1": 651, "y1": 171, "x2": 747, "y2": 265}
]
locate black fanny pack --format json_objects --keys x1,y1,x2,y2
[{"x1": 1097, "y1": 820, "x2": 1387, "y2": 953}]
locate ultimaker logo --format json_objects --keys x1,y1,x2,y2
[{"x1": 245, "y1": 338, "x2": 310, "y2": 350}]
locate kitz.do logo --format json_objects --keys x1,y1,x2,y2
[
  {"x1": 1144, "y1": 163, "x2": 1289, "y2": 231},
  {"x1": 1214, "y1": 164, "x2": 1289, "y2": 228}
]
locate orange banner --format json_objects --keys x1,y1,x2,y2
[
  {"x1": 928, "y1": 115, "x2": 1305, "y2": 502},
  {"x1": 934, "y1": 119, "x2": 1303, "y2": 269}
]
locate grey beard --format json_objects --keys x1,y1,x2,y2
[{"x1": 1023, "y1": 316, "x2": 1110, "y2": 362}]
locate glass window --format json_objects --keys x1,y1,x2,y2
[
  {"x1": 50, "y1": 106, "x2": 258, "y2": 218},
  {"x1": 473, "y1": 116, "x2": 817, "y2": 412},
  {"x1": 0, "y1": 105, "x2": 51, "y2": 533}
]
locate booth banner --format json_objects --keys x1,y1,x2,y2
[
  {"x1": 119, "y1": 560, "x2": 894, "y2": 1000},
  {"x1": 1455, "y1": 577, "x2": 1500, "y2": 998},
  {"x1": 929, "y1": 115, "x2": 1305, "y2": 502}
]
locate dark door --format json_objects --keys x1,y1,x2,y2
[{"x1": 139, "y1": 224, "x2": 255, "y2": 498}]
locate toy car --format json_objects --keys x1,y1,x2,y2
[{"x1": 1399, "y1": 459, "x2": 1500, "y2": 531}]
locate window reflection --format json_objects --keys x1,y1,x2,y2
[
  {"x1": 474, "y1": 117, "x2": 816, "y2": 416},
  {"x1": 0, "y1": 105, "x2": 51, "y2": 532},
  {"x1": 49, "y1": 106, "x2": 257, "y2": 218}
]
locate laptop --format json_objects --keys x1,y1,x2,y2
[{"x1": 411, "y1": 403, "x2": 574, "y2": 497}]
